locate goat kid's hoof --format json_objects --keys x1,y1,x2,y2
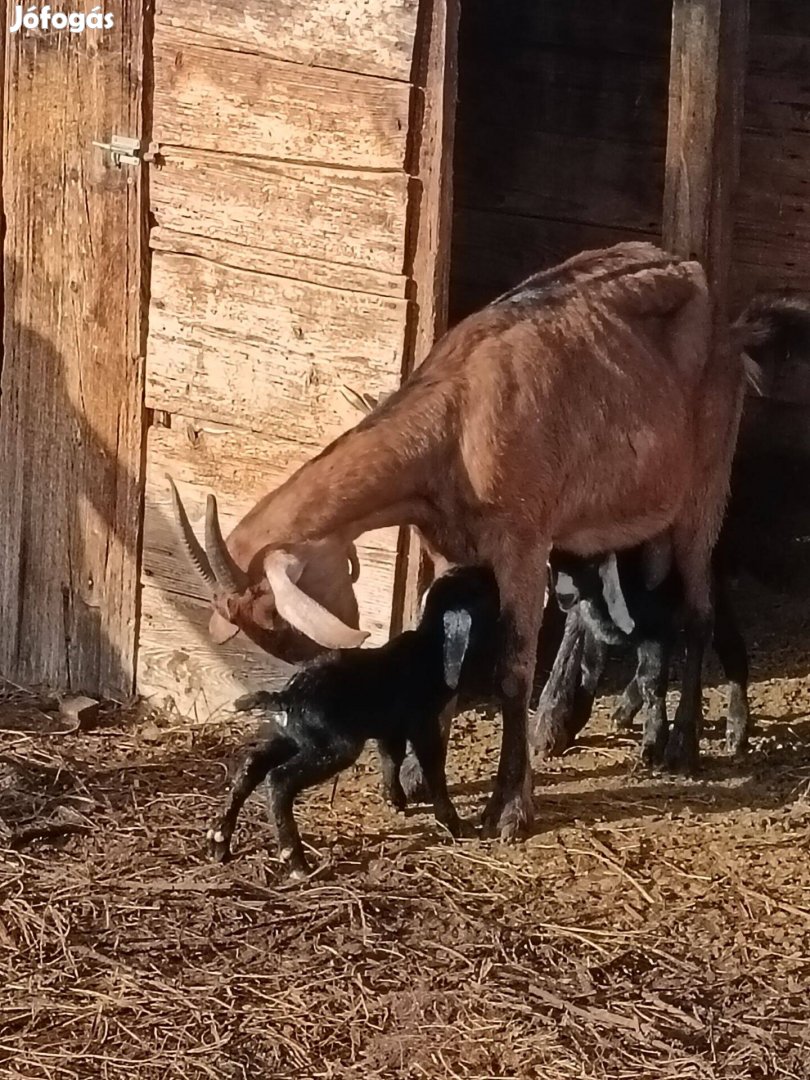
[
  {"x1": 661, "y1": 730, "x2": 699, "y2": 776},
  {"x1": 382, "y1": 781, "x2": 408, "y2": 813},
  {"x1": 206, "y1": 826, "x2": 232, "y2": 863},
  {"x1": 398, "y1": 755, "x2": 431, "y2": 805},
  {"x1": 279, "y1": 846, "x2": 310, "y2": 879}
]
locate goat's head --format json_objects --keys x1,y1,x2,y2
[{"x1": 167, "y1": 477, "x2": 368, "y2": 662}]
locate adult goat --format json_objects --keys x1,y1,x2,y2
[{"x1": 170, "y1": 241, "x2": 760, "y2": 840}]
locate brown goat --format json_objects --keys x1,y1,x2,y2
[{"x1": 170, "y1": 241, "x2": 759, "y2": 840}]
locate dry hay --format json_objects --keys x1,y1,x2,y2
[{"x1": 1, "y1": 660, "x2": 809, "y2": 1080}]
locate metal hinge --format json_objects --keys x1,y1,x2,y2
[{"x1": 92, "y1": 136, "x2": 161, "y2": 167}]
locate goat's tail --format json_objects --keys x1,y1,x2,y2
[{"x1": 732, "y1": 293, "x2": 810, "y2": 393}]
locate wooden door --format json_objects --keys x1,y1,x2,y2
[
  {"x1": 0, "y1": 4, "x2": 146, "y2": 698},
  {"x1": 137, "y1": 0, "x2": 459, "y2": 716}
]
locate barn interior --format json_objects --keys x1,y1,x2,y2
[{"x1": 449, "y1": 0, "x2": 810, "y2": 691}]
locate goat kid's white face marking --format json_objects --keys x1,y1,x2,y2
[
  {"x1": 598, "y1": 554, "x2": 635, "y2": 635},
  {"x1": 273, "y1": 709, "x2": 289, "y2": 729}
]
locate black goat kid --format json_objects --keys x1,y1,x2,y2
[
  {"x1": 206, "y1": 566, "x2": 500, "y2": 877},
  {"x1": 531, "y1": 543, "x2": 750, "y2": 765}
]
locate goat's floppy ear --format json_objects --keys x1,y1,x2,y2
[
  {"x1": 442, "y1": 609, "x2": 473, "y2": 690},
  {"x1": 209, "y1": 610, "x2": 240, "y2": 643},
  {"x1": 598, "y1": 554, "x2": 635, "y2": 634},
  {"x1": 264, "y1": 549, "x2": 369, "y2": 650}
]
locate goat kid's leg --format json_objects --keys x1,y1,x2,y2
[
  {"x1": 571, "y1": 628, "x2": 608, "y2": 739},
  {"x1": 408, "y1": 722, "x2": 468, "y2": 839},
  {"x1": 611, "y1": 675, "x2": 643, "y2": 731},
  {"x1": 207, "y1": 733, "x2": 295, "y2": 863},
  {"x1": 636, "y1": 640, "x2": 672, "y2": 767},
  {"x1": 398, "y1": 698, "x2": 457, "y2": 805},
  {"x1": 482, "y1": 547, "x2": 548, "y2": 841},
  {"x1": 531, "y1": 607, "x2": 587, "y2": 759},
  {"x1": 376, "y1": 736, "x2": 408, "y2": 811},
  {"x1": 266, "y1": 745, "x2": 358, "y2": 879},
  {"x1": 712, "y1": 573, "x2": 751, "y2": 756}
]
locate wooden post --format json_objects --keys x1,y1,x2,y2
[
  {"x1": 391, "y1": 0, "x2": 460, "y2": 634},
  {"x1": 0, "y1": 2, "x2": 148, "y2": 698},
  {"x1": 663, "y1": 0, "x2": 749, "y2": 312}
]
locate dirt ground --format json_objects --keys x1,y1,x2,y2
[{"x1": 2, "y1": 559, "x2": 810, "y2": 1078}]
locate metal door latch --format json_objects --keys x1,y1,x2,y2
[{"x1": 92, "y1": 136, "x2": 161, "y2": 167}]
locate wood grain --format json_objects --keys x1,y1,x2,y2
[
  {"x1": 149, "y1": 227, "x2": 407, "y2": 300},
  {"x1": 151, "y1": 149, "x2": 409, "y2": 277},
  {"x1": 394, "y1": 0, "x2": 460, "y2": 633},
  {"x1": 0, "y1": 3, "x2": 146, "y2": 698},
  {"x1": 153, "y1": 28, "x2": 411, "y2": 170},
  {"x1": 154, "y1": 0, "x2": 419, "y2": 81},
  {"x1": 145, "y1": 252, "x2": 407, "y2": 443},
  {"x1": 663, "y1": 0, "x2": 749, "y2": 310}
]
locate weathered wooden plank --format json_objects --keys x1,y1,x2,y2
[
  {"x1": 154, "y1": 0, "x2": 419, "y2": 81},
  {"x1": 0, "y1": 3, "x2": 146, "y2": 698},
  {"x1": 137, "y1": 585, "x2": 295, "y2": 720},
  {"x1": 145, "y1": 252, "x2": 407, "y2": 442},
  {"x1": 141, "y1": 420, "x2": 399, "y2": 645},
  {"x1": 150, "y1": 149, "x2": 409, "y2": 277},
  {"x1": 150, "y1": 228, "x2": 407, "y2": 300},
  {"x1": 153, "y1": 29, "x2": 411, "y2": 170},
  {"x1": 395, "y1": 0, "x2": 460, "y2": 634},
  {"x1": 456, "y1": 131, "x2": 665, "y2": 235},
  {"x1": 450, "y1": 209, "x2": 659, "y2": 322},
  {"x1": 663, "y1": 0, "x2": 749, "y2": 313}
]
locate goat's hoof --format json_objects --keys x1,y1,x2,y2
[
  {"x1": 287, "y1": 866, "x2": 309, "y2": 882},
  {"x1": 611, "y1": 707, "x2": 638, "y2": 732},
  {"x1": 530, "y1": 713, "x2": 574, "y2": 760},
  {"x1": 382, "y1": 781, "x2": 408, "y2": 812},
  {"x1": 206, "y1": 826, "x2": 231, "y2": 863},
  {"x1": 481, "y1": 785, "x2": 534, "y2": 842},
  {"x1": 398, "y1": 755, "x2": 431, "y2": 804},
  {"x1": 661, "y1": 730, "x2": 699, "y2": 776},
  {"x1": 725, "y1": 718, "x2": 751, "y2": 758}
]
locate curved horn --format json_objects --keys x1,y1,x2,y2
[
  {"x1": 167, "y1": 475, "x2": 216, "y2": 587},
  {"x1": 348, "y1": 544, "x2": 361, "y2": 583},
  {"x1": 264, "y1": 550, "x2": 369, "y2": 650},
  {"x1": 205, "y1": 494, "x2": 249, "y2": 593}
]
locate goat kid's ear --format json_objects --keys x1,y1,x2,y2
[
  {"x1": 598, "y1": 554, "x2": 635, "y2": 634},
  {"x1": 442, "y1": 609, "x2": 473, "y2": 691}
]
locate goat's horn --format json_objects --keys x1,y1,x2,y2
[
  {"x1": 167, "y1": 475, "x2": 216, "y2": 587},
  {"x1": 340, "y1": 385, "x2": 378, "y2": 415},
  {"x1": 264, "y1": 550, "x2": 369, "y2": 650},
  {"x1": 205, "y1": 494, "x2": 249, "y2": 593}
]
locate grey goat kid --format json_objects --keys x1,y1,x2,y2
[{"x1": 206, "y1": 566, "x2": 500, "y2": 878}]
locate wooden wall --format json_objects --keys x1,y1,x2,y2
[
  {"x1": 136, "y1": 1, "x2": 443, "y2": 718},
  {"x1": 449, "y1": 0, "x2": 672, "y2": 320}
]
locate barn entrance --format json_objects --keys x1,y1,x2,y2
[{"x1": 447, "y1": 0, "x2": 810, "y2": 714}]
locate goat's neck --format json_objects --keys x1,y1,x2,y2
[{"x1": 228, "y1": 413, "x2": 441, "y2": 558}]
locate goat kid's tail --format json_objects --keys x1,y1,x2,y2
[{"x1": 732, "y1": 293, "x2": 810, "y2": 394}]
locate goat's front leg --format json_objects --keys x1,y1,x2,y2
[{"x1": 482, "y1": 547, "x2": 549, "y2": 841}]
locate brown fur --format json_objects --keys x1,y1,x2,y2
[{"x1": 173, "y1": 241, "x2": 758, "y2": 840}]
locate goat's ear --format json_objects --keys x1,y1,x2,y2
[
  {"x1": 442, "y1": 609, "x2": 473, "y2": 690},
  {"x1": 598, "y1": 554, "x2": 635, "y2": 634},
  {"x1": 209, "y1": 610, "x2": 240, "y2": 643}
]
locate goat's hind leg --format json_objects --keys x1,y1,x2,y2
[
  {"x1": 531, "y1": 607, "x2": 587, "y2": 758},
  {"x1": 636, "y1": 639, "x2": 672, "y2": 767},
  {"x1": 408, "y1": 722, "x2": 467, "y2": 839},
  {"x1": 207, "y1": 729, "x2": 296, "y2": 863},
  {"x1": 377, "y1": 736, "x2": 408, "y2": 811}
]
